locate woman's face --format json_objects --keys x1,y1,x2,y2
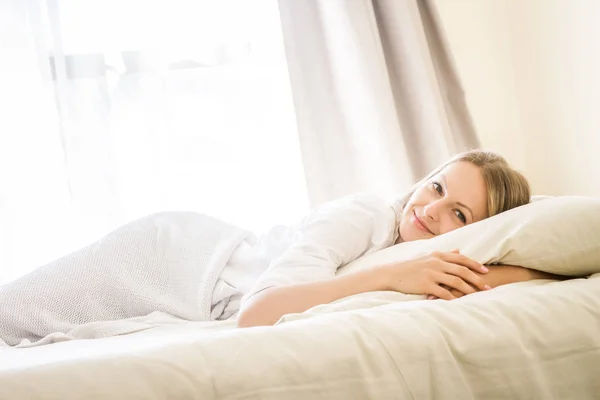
[{"x1": 398, "y1": 161, "x2": 489, "y2": 242}]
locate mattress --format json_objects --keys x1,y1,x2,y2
[{"x1": 1, "y1": 275, "x2": 600, "y2": 400}]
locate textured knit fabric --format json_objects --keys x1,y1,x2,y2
[{"x1": 0, "y1": 212, "x2": 248, "y2": 347}]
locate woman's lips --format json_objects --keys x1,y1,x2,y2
[{"x1": 412, "y1": 211, "x2": 433, "y2": 234}]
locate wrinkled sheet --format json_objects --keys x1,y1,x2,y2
[{"x1": 1, "y1": 275, "x2": 600, "y2": 400}]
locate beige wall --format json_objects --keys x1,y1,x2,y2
[{"x1": 435, "y1": 0, "x2": 600, "y2": 196}]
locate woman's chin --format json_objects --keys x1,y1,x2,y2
[{"x1": 398, "y1": 227, "x2": 423, "y2": 243}]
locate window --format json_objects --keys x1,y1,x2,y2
[{"x1": 0, "y1": 0, "x2": 308, "y2": 283}]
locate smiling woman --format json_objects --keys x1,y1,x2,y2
[
  {"x1": 396, "y1": 150, "x2": 531, "y2": 242},
  {"x1": 398, "y1": 162, "x2": 488, "y2": 241},
  {"x1": 0, "y1": 149, "x2": 543, "y2": 346},
  {"x1": 237, "y1": 149, "x2": 535, "y2": 327}
]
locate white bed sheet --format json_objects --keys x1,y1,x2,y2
[{"x1": 1, "y1": 276, "x2": 600, "y2": 400}]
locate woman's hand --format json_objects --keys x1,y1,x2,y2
[
  {"x1": 426, "y1": 265, "x2": 566, "y2": 300},
  {"x1": 378, "y1": 250, "x2": 492, "y2": 300}
]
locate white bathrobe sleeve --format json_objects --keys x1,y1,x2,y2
[{"x1": 242, "y1": 193, "x2": 399, "y2": 302}]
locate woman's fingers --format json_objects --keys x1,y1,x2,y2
[
  {"x1": 440, "y1": 284, "x2": 466, "y2": 299},
  {"x1": 449, "y1": 288, "x2": 465, "y2": 298},
  {"x1": 434, "y1": 270, "x2": 478, "y2": 295},
  {"x1": 428, "y1": 284, "x2": 457, "y2": 301},
  {"x1": 428, "y1": 285, "x2": 463, "y2": 300},
  {"x1": 421, "y1": 251, "x2": 492, "y2": 300},
  {"x1": 444, "y1": 263, "x2": 492, "y2": 291},
  {"x1": 440, "y1": 252, "x2": 488, "y2": 273}
]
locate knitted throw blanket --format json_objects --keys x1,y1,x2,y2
[{"x1": 0, "y1": 212, "x2": 247, "y2": 348}]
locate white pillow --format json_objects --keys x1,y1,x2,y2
[
  {"x1": 338, "y1": 196, "x2": 600, "y2": 276},
  {"x1": 530, "y1": 195, "x2": 553, "y2": 203}
]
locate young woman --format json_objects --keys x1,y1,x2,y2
[
  {"x1": 0, "y1": 149, "x2": 554, "y2": 346},
  {"x1": 236, "y1": 149, "x2": 556, "y2": 327}
]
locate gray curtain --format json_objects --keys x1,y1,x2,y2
[{"x1": 278, "y1": 0, "x2": 479, "y2": 207}]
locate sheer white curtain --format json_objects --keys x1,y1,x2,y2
[{"x1": 0, "y1": 0, "x2": 308, "y2": 283}]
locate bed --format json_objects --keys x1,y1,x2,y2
[
  {"x1": 2, "y1": 195, "x2": 600, "y2": 399},
  {"x1": 1, "y1": 274, "x2": 599, "y2": 399}
]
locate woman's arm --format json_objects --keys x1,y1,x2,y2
[
  {"x1": 480, "y1": 265, "x2": 571, "y2": 287},
  {"x1": 428, "y1": 265, "x2": 572, "y2": 300},
  {"x1": 236, "y1": 267, "x2": 388, "y2": 328},
  {"x1": 526, "y1": 268, "x2": 572, "y2": 281},
  {"x1": 237, "y1": 194, "x2": 399, "y2": 326},
  {"x1": 239, "y1": 194, "x2": 398, "y2": 309},
  {"x1": 237, "y1": 251, "x2": 489, "y2": 328}
]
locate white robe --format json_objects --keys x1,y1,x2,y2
[{"x1": 212, "y1": 193, "x2": 400, "y2": 320}]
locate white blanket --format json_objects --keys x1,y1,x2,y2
[
  {"x1": 0, "y1": 212, "x2": 248, "y2": 347},
  {"x1": 1, "y1": 275, "x2": 599, "y2": 399}
]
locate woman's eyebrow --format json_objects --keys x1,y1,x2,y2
[
  {"x1": 440, "y1": 174, "x2": 474, "y2": 221},
  {"x1": 457, "y1": 201, "x2": 474, "y2": 220}
]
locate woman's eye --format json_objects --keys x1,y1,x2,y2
[
  {"x1": 432, "y1": 182, "x2": 443, "y2": 195},
  {"x1": 455, "y1": 210, "x2": 467, "y2": 224}
]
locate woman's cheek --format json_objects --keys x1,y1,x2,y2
[{"x1": 441, "y1": 220, "x2": 460, "y2": 235}]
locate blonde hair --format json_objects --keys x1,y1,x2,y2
[{"x1": 395, "y1": 149, "x2": 531, "y2": 218}]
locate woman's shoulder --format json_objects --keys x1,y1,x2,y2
[
  {"x1": 315, "y1": 192, "x2": 394, "y2": 213},
  {"x1": 299, "y1": 193, "x2": 398, "y2": 234}
]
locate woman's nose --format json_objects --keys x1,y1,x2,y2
[{"x1": 423, "y1": 201, "x2": 441, "y2": 221}]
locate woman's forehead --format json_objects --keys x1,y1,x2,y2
[
  {"x1": 436, "y1": 162, "x2": 488, "y2": 219},
  {"x1": 437, "y1": 161, "x2": 481, "y2": 183}
]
